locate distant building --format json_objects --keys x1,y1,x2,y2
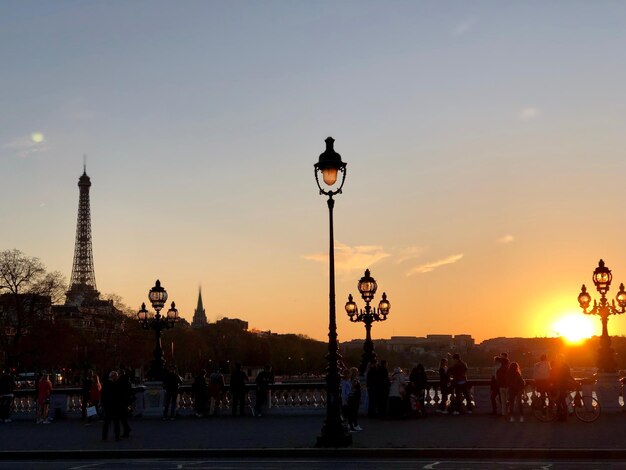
[
  {"x1": 0, "y1": 293, "x2": 51, "y2": 337},
  {"x1": 191, "y1": 288, "x2": 208, "y2": 328},
  {"x1": 216, "y1": 317, "x2": 248, "y2": 331}
]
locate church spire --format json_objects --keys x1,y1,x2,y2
[{"x1": 191, "y1": 286, "x2": 208, "y2": 328}]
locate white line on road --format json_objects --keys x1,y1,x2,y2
[
  {"x1": 68, "y1": 464, "x2": 103, "y2": 470},
  {"x1": 422, "y1": 462, "x2": 440, "y2": 469}
]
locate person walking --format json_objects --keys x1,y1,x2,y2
[
  {"x1": 81, "y1": 370, "x2": 94, "y2": 421},
  {"x1": 254, "y1": 365, "x2": 274, "y2": 417},
  {"x1": 89, "y1": 372, "x2": 102, "y2": 421},
  {"x1": 37, "y1": 373, "x2": 52, "y2": 424},
  {"x1": 409, "y1": 363, "x2": 428, "y2": 416},
  {"x1": 192, "y1": 369, "x2": 208, "y2": 417},
  {"x1": 162, "y1": 367, "x2": 182, "y2": 420},
  {"x1": 550, "y1": 355, "x2": 574, "y2": 421},
  {"x1": 507, "y1": 362, "x2": 526, "y2": 422},
  {"x1": 101, "y1": 370, "x2": 126, "y2": 441},
  {"x1": 340, "y1": 369, "x2": 352, "y2": 428},
  {"x1": 0, "y1": 369, "x2": 15, "y2": 423},
  {"x1": 117, "y1": 368, "x2": 133, "y2": 437},
  {"x1": 230, "y1": 363, "x2": 248, "y2": 416},
  {"x1": 376, "y1": 360, "x2": 391, "y2": 418},
  {"x1": 388, "y1": 367, "x2": 406, "y2": 419}
]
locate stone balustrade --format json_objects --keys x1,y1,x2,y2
[{"x1": 8, "y1": 377, "x2": 623, "y2": 420}]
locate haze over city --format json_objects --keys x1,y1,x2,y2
[{"x1": 3, "y1": 1, "x2": 626, "y2": 343}]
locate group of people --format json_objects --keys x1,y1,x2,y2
[
  {"x1": 489, "y1": 352, "x2": 575, "y2": 422},
  {"x1": 190, "y1": 363, "x2": 275, "y2": 418}
]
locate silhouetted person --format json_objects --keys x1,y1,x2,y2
[
  {"x1": 495, "y1": 352, "x2": 510, "y2": 416},
  {"x1": 208, "y1": 369, "x2": 225, "y2": 415},
  {"x1": 507, "y1": 362, "x2": 525, "y2": 422},
  {"x1": 0, "y1": 369, "x2": 14, "y2": 423},
  {"x1": 81, "y1": 370, "x2": 93, "y2": 420},
  {"x1": 437, "y1": 358, "x2": 449, "y2": 414},
  {"x1": 376, "y1": 360, "x2": 391, "y2": 417},
  {"x1": 550, "y1": 355, "x2": 573, "y2": 421},
  {"x1": 101, "y1": 370, "x2": 126, "y2": 441},
  {"x1": 118, "y1": 368, "x2": 133, "y2": 437},
  {"x1": 409, "y1": 363, "x2": 428, "y2": 415},
  {"x1": 254, "y1": 365, "x2": 274, "y2": 417},
  {"x1": 365, "y1": 359, "x2": 379, "y2": 418},
  {"x1": 163, "y1": 367, "x2": 182, "y2": 420},
  {"x1": 448, "y1": 353, "x2": 473, "y2": 414},
  {"x1": 192, "y1": 369, "x2": 208, "y2": 417},
  {"x1": 230, "y1": 363, "x2": 248, "y2": 416}
]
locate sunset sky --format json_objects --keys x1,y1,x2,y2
[{"x1": 3, "y1": 1, "x2": 626, "y2": 343}]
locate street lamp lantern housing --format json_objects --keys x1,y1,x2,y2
[
  {"x1": 378, "y1": 292, "x2": 390, "y2": 317},
  {"x1": 148, "y1": 279, "x2": 168, "y2": 311},
  {"x1": 314, "y1": 137, "x2": 347, "y2": 192},
  {"x1": 358, "y1": 269, "x2": 378, "y2": 302},
  {"x1": 166, "y1": 301, "x2": 179, "y2": 321},
  {"x1": 592, "y1": 259, "x2": 612, "y2": 295},
  {"x1": 137, "y1": 302, "x2": 149, "y2": 322},
  {"x1": 616, "y1": 283, "x2": 626, "y2": 309},
  {"x1": 345, "y1": 294, "x2": 357, "y2": 317},
  {"x1": 578, "y1": 285, "x2": 591, "y2": 310}
]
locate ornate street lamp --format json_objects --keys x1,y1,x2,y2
[
  {"x1": 577, "y1": 260, "x2": 626, "y2": 373},
  {"x1": 314, "y1": 137, "x2": 351, "y2": 447},
  {"x1": 137, "y1": 279, "x2": 179, "y2": 381},
  {"x1": 345, "y1": 269, "x2": 390, "y2": 373}
]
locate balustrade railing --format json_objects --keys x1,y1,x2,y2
[{"x1": 7, "y1": 377, "x2": 620, "y2": 420}]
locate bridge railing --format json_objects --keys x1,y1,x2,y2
[{"x1": 8, "y1": 377, "x2": 620, "y2": 419}]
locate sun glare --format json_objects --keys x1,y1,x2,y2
[{"x1": 552, "y1": 313, "x2": 595, "y2": 344}]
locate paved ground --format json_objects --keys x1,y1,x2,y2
[{"x1": 1, "y1": 412, "x2": 625, "y2": 456}]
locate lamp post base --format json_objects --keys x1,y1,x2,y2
[{"x1": 316, "y1": 422, "x2": 353, "y2": 447}]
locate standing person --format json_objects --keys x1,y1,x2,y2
[
  {"x1": 101, "y1": 370, "x2": 125, "y2": 441},
  {"x1": 118, "y1": 368, "x2": 133, "y2": 437},
  {"x1": 436, "y1": 358, "x2": 449, "y2": 414},
  {"x1": 37, "y1": 373, "x2": 53, "y2": 424},
  {"x1": 254, "y1": 365, "x2": 274, "y2": 417},
  {"x1": 507, "y1": 362, "x2": 526, "y2": 422},
  {"x1": 208, "y1": 368, "x2": 225, "y2": 416},
  {"x1": 81, "y1": 370, "x2": 94, "y2": 421},
  {"x1": 229, "y1": 363, "x2": 248, "y2": 416},
  {"x1": 0, "y1": 369, "x2": 15, "y2": 423},
  {"x1": 409, "y1": 364, "x2": 428, "y2": 415},
  {"x1": 365, "y1": 359, "x2": 379, "y2": 418},
  {"x1": 340, "y1": 369, "x2": 352, "y2": 428},
  {"x1": 448, "y1": 353, "x2": 473, "y2": 414},
  {"x1": 533, "y1": 354, "x2": 551, "y2": 399},
  {"x1": 550, "y1": 355, "x2": 573, "y2": 421},
  {"x1": 89, "y1": 372, "x2": 102, "y2": 421},
  {"x1": 376, "y1": 360, "x2": 391, "y2": 418},
  {"x1": 495, "y1": 352, "x2": 510, "y2": 417},
  {"x1": 162, "y1": 366, "x2": 182, "y2": 420},
  {"x1": 192, "y1": 369, "x2": 208, "y2": 417},
  {"x1": 388, "y1": 367, "x2": 406, "y2": 419},
  {"x1": 347, "y1": 367, "x2": 363, "y2": 431}
]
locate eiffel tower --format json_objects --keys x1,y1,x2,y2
[{"x1": 66, "y1": 164, "x2": 100, "y2": 306}]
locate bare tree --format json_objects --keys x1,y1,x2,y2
[{"x1": 0, "y1": 249, "x2": 67, "y2": 366}]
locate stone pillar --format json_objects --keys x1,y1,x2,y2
[
  {"x1": 141, "y1": 381, "x2": 165, "y2": 417},
  {"x1": 594, "y1": 373, "x2": 622, "y2": 412}
]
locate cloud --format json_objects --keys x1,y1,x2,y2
[
  {"x1": 496, "y1": 234, "x2": 515, "y2": 244},
  {"x1": 3, "y1": 133, "x2": 48, "y2": 158},
  {"x1": 303, "y1": 242, "x2": 390, "y2": 274},
  {"x1": 406, "y1": 253, "x2": 464, "y2": 276},
  {"x1": 394, "y1": 246, "x2": 427, "y2": 264},
  {"x1": 453, "y1": 17, "x2": 477, "y2": 36},
  {"x1": 519, "y1": 107, "x2": 541, "y2": 121}
]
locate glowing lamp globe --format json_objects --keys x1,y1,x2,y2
[
  {"x1": 345, "y1": 294, "x2": 357, "y2": 317},
  {"x1": 378, "y1": 292, "x2": 390, "y2": 317},
  {"x1": 148, "y1": 279, "x2": 168, "y2": 311},
  {"x1": 358, "y1": 269, "x2": 378, "y2": 303},
  {"x1": 166, "y1": 302, "x2": 179, "y2": 320},
  {"x1": 578, "y1": 285, "x2": 591, "y2": 310},
  {"x1": 314, "y1": 137, "x2": 347, "y2": 192},
  {"x1": 592, "y1": 260, "x2": 612, "y2": 295}
]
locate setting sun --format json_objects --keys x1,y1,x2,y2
[{"x1": 552, "y1": 313, "x2": 596, "y2": 344}]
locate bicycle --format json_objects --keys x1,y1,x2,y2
[{"x1": 531, "y1": 387, "x2": 601, "y2": 423}]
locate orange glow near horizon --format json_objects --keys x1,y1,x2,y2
[{"x1": 551, "y1": 313, "x2": 596, "y2": 344}]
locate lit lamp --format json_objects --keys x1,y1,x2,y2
[
  {"x1": 345, "y1": 269, "x2": 390, "y2": 373},
  {"x1": 577, "y1": 260, "x2": 626, "y2": 373},
  {"x1": 314, "y1": 137, "x2": 351, "y2": 447},
  {"x1": 137, "y1": 280, "x2": 178, "y2": 381}
]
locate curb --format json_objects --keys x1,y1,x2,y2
[{"x1": 1, "y1": 448, "x2": 626, "y2": 460}]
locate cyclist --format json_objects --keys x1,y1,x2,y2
[{"x1": 550, "y1": 355, "x2": 573, "y2": 421}]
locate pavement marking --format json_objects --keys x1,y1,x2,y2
[
  {"x1": 68, "y1": 464, "x2": 103, "y2": 470},
  {"x1": 423, "y1": 462, "x2": 440, "y2": 469}
]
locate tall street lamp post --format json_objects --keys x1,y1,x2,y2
[
  {"x1": 137, "y1": 279, "x2": 179, "y2": 381},
  {"x1": 577, "y1": 259, "x2": 626, "y2": 373},
  {"x1": 345, "y1": 269, "x2": 390, "y2": 373},
  {"x1": 314, "y1": 137, "x2": 352, "y2": 447}
]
